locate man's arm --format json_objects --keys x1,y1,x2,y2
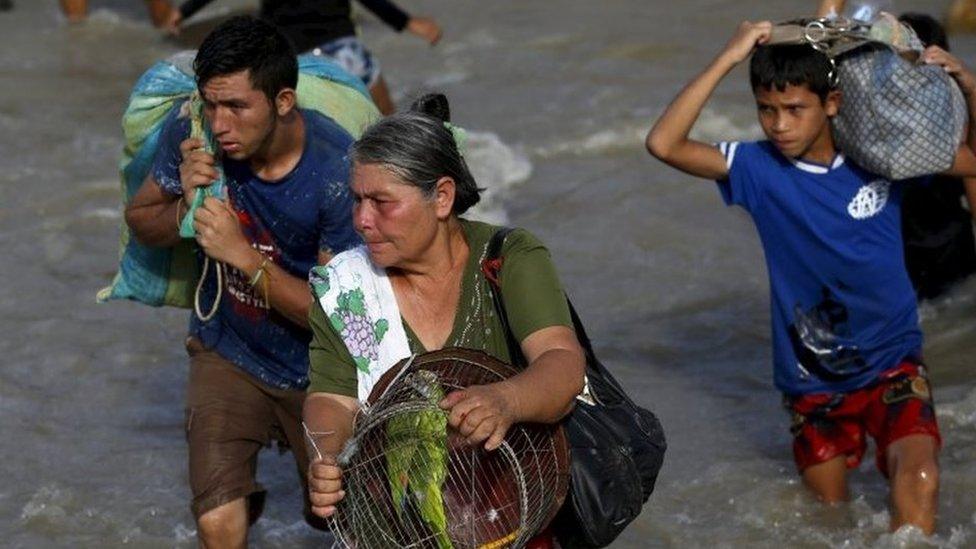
[
  {"x1": 125, "y1": 174, "x2": 184, "y2": 248},
  {"x1": 125, "y1": 177, "x2": 319, "y2": 328},
  {"x1": 126, "y1": 135, "x2": 218, "y2": 246},
  {"x1": 128, "y1": 128, "x2": 325, "y2": 328},
  {"x1": 191, "y1": 197, "x2": 331, "y2": 329},
  {"x1": 645, "y1": 21, "x2": 772, "y2": 180}
]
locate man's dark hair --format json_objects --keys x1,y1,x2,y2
[
  {"x1": 194, "y1": 15, "x2": 298, "y2": 101},
  {"x1": 749, "y1": 44, "x2": 834, "y2": 101},
  {"x1": 899, "y1": 12, "x2": 949, "y2": 50}
]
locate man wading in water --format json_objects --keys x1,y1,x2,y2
[{"x1": 124, "y1": 16, "x2": 360, "y2": 546}]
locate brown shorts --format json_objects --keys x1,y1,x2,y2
[{"x1": 184, "y1": 337, "x2": 312, "y2": 521}]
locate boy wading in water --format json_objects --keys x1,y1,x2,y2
[{"x1": 647, "y1": 20, "x2": 976, "y2": 533}]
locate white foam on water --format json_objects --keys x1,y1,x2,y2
[
  {"x1": 120, "y1": 526, "x2": 143, "y2": 544},
  {"x1": 20, "y1": 485, "x2": 71, "y2": 522},
  {"x1": 937, "y1": 387, "x2": 976, "y2": 426},
  {"x1": 85, "y1": 8, "x2": 153, "y2": 28},
  {"x1": 82, "y1": 9, "x2": 124, "y2": 25},
  {"x1": 532, "y1": 109, "x2": 761, "y2": 159},
  {"x1": 688, "y1": 108, "x2": 763, "y2": 144},
  {"x1": 649, "y1": 455, "x2": 976, "y2": 548},
  {"x1": 172, "y1": 522, "x2": 196, "y2": 543},
  {"x1": 424, "y1": 70, "x2": 469, "y2": 87},
  {"x1": 460, "y1": 130, "x2": 532, "y2": 225},
  {"x1": 919, "y1": 300, "x2": 939, "y2": 322},
  {"x1": 84, "y1": 208, "x2": 122, "y2": 220},
  {"x1": 872, "y1": 524, "x2": 948, "y2": 548},
  {"x1": 256, "y1": 518, "x2": 322, "y2": 544},
  {"x1": 441, "y1": 28, "x2": 500, "y2": 56},
  {"x1": 533, "y1": 122, "x2": 647, "y2": 158},
  {"x1": 948, "y1": 526, "x2": 971, "y2": 547}
]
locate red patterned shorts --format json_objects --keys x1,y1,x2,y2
[{"x1": 784, "y1": 359, "x2": 941, "y2": 477}]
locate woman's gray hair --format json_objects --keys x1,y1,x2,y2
[{"x1": 349, "y1": 94, "x2": 482, "y2": 215}]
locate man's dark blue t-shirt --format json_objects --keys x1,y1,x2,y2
[
  {"x1": 153, "y1": 106, "x2": 361, "y2": 389},
  {"x1": 716, "y1": 141, "x2": 923, "y2": 396}
]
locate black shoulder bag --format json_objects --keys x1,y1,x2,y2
[{"x1": 481, "y1": 227, "x2": 667, "y2": 548}]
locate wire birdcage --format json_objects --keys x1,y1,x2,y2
[{"x1": 329, "y1": 348, "x2": 570, "y2": 549}]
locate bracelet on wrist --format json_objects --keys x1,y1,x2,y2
[
  {"x1": 175, "y1": 196, "x2": 186, "y2": 232},
  {"x1": 249, "y1": 255, "x2": 272, "y2": 310}
]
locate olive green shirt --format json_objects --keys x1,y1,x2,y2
[{"x1": 308, "y1": 219, "x2": 572, "y2": 397}]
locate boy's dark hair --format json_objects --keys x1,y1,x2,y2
[
  {"x1": 194, "y1": 15, "x2": 298, "y2": 102},
  {"x1": 749, "y1": 44, "x2": 834, "y2": 101},
  {"x1": 899, "y1": 12, "x2": 949, "y2": 50}
]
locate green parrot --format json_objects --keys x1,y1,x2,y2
[{"x1": 385, "y1": 370, "x2": 453, "y2": 549}]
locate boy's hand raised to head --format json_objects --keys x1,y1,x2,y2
[
  {"x1": 720, "y1": 21, "x2": 773, "y2": 66},
  {"x1": 929, "y1": 45, "x2": 976, "y2": 179},
  {"x1": 922, "y1": 46, "x2": 976, "y2": 97},
  {"x1": 646, "y1": 21, "x2": 775, "y2": 180}
]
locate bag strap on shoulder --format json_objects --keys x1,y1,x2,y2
[
  {"x1": 481, "y1": 228, "x2": 633, "y2": 407},
  {"x1": 481, "y1": 227, "x2": 525, "y2": 368}
]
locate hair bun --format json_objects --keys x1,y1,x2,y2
[{"x1": 409, "y1": 93, "x2": 451, "y2": 122}]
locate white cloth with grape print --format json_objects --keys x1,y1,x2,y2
[{"x1": 310, "y1": 246, "x2": 411, "y2": 401}]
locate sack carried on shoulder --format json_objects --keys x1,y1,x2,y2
[
  {"x1": 769, "y1": 16, "x2": 967, "y2": 181},
  {"x1": 97, "y1": 51, "x2": 379, "y2": 308},
  {"x1": 482, "y1": 228, "x2": 667, "y2": 548},
  {"x1": 833, "y1": 43, "x2": 967, "y2": 181}
]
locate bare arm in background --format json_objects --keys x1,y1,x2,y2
[
  {"x1": 163, "y1": 0, "x2": 215, "y2": 34},
  {"x1": 358, "y1": 0, "x2": 443, "y2": 45},
  {"x1": 818, "y1": 0, "x2": 845, "y2": 17}
]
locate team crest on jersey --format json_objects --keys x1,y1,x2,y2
[{"x1": 847, "y1": 180, "x2": 890, "y2": 220}]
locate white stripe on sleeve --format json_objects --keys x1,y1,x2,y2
[{"x1": 726, "y1": 142, "x2": 739, "y2": 170}]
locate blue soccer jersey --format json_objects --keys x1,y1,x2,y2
[{"x1": 716, "y1": 141, "x2": 923, "y2": 396}]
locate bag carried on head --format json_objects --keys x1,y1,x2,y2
[
  {"x1": 768, "y1": 15, "x2": 967, "y2": 181},
  {"x1": 481, "y1": 228, "x2": 667, "y2": 548}
]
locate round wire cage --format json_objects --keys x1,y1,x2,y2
[{"x1": 329, "y1": 348, "x2": 570, "y2": 549}]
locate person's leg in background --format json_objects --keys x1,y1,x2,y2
[
  {"x1": 60, "y1": 0, "x2": 87, "y2": 22},
  {"x1": 368, "y1": 76, "x2": 396, "y2": 115}
]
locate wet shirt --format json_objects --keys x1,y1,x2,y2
[
  {"x1": 153, "y1": 107, "x2": 361, "y2": 389},
  {"x1": 178, "y1": 0, "x2": 409, "y2": 53},
  {"x1": 307, "y1": 220, "x2": 573, "y2": 398},
  {"x1": 716, "y1": 141, "x2": 923, "y2": 396}
]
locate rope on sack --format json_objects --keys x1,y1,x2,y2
[
  {"x1": 194, "y1": 256, "x2": 223, "y2": 322},
  {"x1": 183, "y1": 93, "x2": 226, "y2": 323}
]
